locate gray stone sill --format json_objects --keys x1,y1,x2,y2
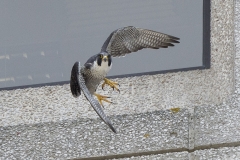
[{"x1": 1, "y1": 93, "x2": 240, "y2": 159}]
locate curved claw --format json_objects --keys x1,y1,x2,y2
[
  {"x1": 94, "y1": 93, "x2": 112, "y2": 107},
  {"x1": 102, "y1": 78, "x2": 120, "y2": 93},
  {"x1": 102, "y1": 83, "x2": 106, "y2": 90},
  {"x1": 112, "y1": 87, "x2": 120, "y2": 93}
]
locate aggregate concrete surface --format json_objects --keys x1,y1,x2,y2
[{"x1": 0, "y1": 110, "x2": 189, "y2": 159}]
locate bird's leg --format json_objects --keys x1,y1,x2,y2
[
  {"x1": 102, "y1": 78, "x2": 120, "y2": 92},
  {"x1": 94, "y1": 92, "x2": 112, "y2": 107}
]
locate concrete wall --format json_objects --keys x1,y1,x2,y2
[{"x1": 1, "y1": 0, "x2": 240, "y2": 159}]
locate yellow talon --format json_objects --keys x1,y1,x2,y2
[
  {"x1": 94, "y1": 93, "x2": 112, "y2": 107},
  {"x1": 102, "y1": 78, "x2": 120, "y2": 92}
]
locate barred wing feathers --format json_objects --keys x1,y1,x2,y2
[{"x1": 101, "y1": 26, "x2": 180, "y2": 57}]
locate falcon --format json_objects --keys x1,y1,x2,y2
[{"x1": 70, "y1": 26, "x2": 180, "y2": 133}]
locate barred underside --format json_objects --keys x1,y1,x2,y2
[{"x1": 73, "y1": 62, "x2": 116, "y2": 133}]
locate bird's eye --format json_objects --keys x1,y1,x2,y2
[{"x1": 100, "y1": 55, "x2": 103, "y2": 58}]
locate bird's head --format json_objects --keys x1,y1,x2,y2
[{"x1": 96, "y1": 52, "x2": 112, "y2": 67}]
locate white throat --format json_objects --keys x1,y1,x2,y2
[{"x1": 93, "y1": 60, "x2": 112, "y2": 75}]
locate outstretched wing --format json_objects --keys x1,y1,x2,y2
[
  {"x1": 70, "y1": 62, "x2": 117, "y2": 133},
  {"x1": 101, "y1": 26, "x2": 180, "y2": 57}
]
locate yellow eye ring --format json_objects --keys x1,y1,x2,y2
[{"x1": 100, "y1": 54, "x2": 103, "y2": 58}]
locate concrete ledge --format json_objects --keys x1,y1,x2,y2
[
  {"x1": 113, "y1": 146, "x2": 240, "y2": 160},
  {"x1": 0, "y1": 110, "x2": 189, "y2": 159},
  {"x1": 194, "y1": 100, "x2": 240, "y2": 147},
  {"x1": 1, "y1": 102, "x2": 240, "y2": 159}
]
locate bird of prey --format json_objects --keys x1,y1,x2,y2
[{"x1": 70, "y1": 26, "x2": 180, "y2": 133}]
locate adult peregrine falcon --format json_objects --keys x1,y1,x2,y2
[{"x1": 70, "y1": 26, "x2": 180, "y2": 133}]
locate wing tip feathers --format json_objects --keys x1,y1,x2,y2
[
  {"x1": 169, "y1": 35, "x2": 180, "y2": 40},
  {"x1": 109, "y1": 123, "x2": 117, "y2": 133}
]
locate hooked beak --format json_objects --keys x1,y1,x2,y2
[{"x1": 103, "y1": 56, "x2": 108, "y2": 62}]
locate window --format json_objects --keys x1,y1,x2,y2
[{"x1": 0, "y1": 0, "x2": 210, "y2": 89}]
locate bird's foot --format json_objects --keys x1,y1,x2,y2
[
  {"x1": 102, "y1": 78, "x2": 120, "y2": 92},
  {"x1": 94, "y1": 93, "x2": 113, "y2": 107}
]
